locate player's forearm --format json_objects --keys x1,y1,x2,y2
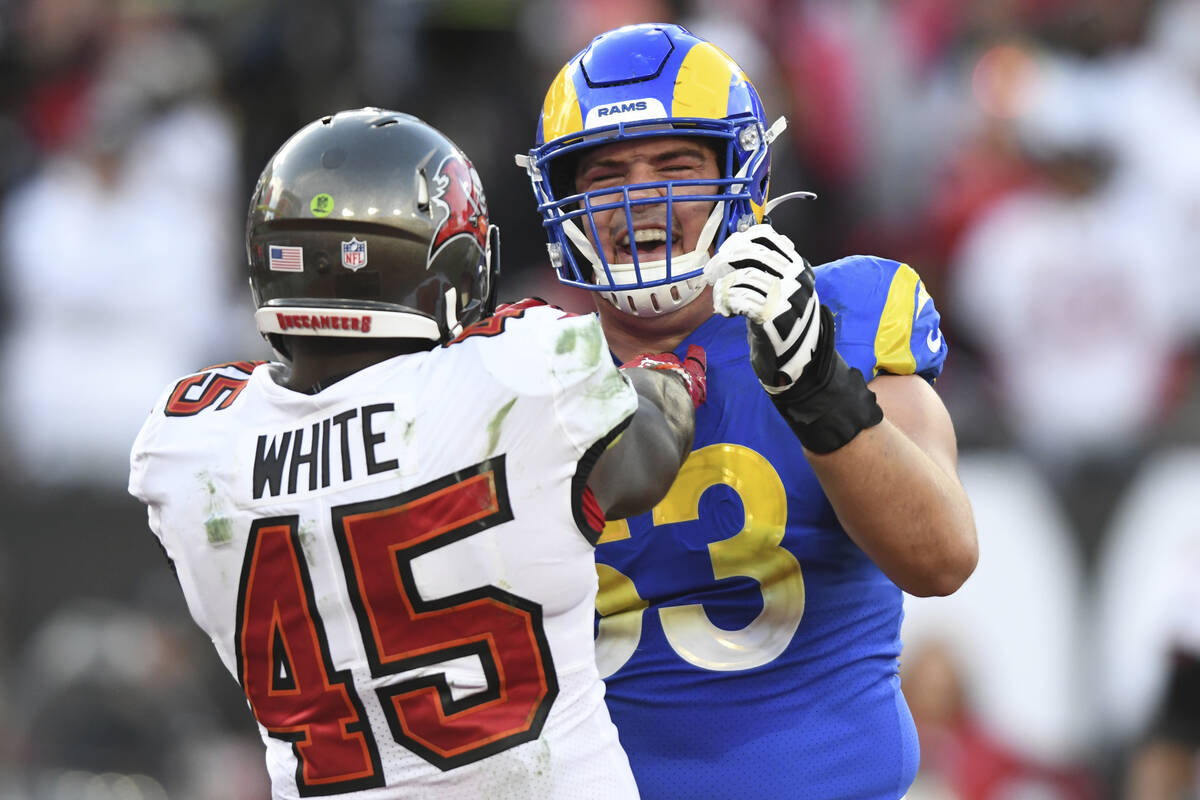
[
  {"x1": 589, "y1": 368, "x2": 693, "y2": 519},
  {"x1": 808, "y1": 417, "x2": 977, "y2": 597},
  {"x1": 624, "y1": 366, "x2": 696, "y2": 458}
]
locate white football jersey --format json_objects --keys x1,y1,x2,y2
[{"x1": 129, "y1": 306, "x2": 641, "y2": 800}]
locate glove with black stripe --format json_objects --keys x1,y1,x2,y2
[{"x1": 705, "y1": 224, "x2": 882, "y2": 453}]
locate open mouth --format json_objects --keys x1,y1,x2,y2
[{"x1": 615, "y1": 226, "x2": 680, "y2": 263}]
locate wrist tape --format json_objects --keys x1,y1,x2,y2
[{"x1": 767, "y1": 306, "x2": 883, "y2": 453}]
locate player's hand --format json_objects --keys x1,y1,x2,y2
[
  {"x1": 704, "y1": 224, "x2": 820, "y2": 394},
  {"x1": 705, "y1": 224, "x2": 882, "y2": 453},
  {"x1": 621, "y1": 345, "x2": 707, "y2": 409}
]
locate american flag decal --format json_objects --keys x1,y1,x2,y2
[{"x1": 269, "y1": 245, "x2": 304, "y2": 272}]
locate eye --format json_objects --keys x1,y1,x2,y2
[
  {"x1": 659, "y1": 160, "x2": 707, "y2": 177},
  {"x1": 579, "y1": 174, "x2": 625, "y2": 194}
]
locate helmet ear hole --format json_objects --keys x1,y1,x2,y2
[{"x1": 417, "y1": 170, "x2": 430, "y2": 210}]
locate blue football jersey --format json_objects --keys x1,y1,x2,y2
[{"x1": 594, "y1": 256, "x2": 947, "y2": 800}]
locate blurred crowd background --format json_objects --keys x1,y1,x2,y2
[{"x1": 0, "y1": 0, "x2": 1198, "y2": 797}]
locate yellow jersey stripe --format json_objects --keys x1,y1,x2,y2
[{"x1": 874, "y1": 263, "x2": 920, "y2": 376}]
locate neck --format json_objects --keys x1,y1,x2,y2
[
  {"x1": 284, "y1": 336, "x2": 433, "y2": 393},
  {"x1": 593, "y1": 287, "x2": 714, "y2": 362}
]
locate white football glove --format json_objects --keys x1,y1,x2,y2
[{"x1": 704, "y1": 224, "x2": 821, "y2": 394}]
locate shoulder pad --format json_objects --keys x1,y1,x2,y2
[
  {"x1": 163, "y1": 360, "x2": 264, "y2": 417},
  {"x1": 814, "y1": 256, "x2": 946, "y2": 383}
]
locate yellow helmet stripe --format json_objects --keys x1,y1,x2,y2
[
  {"x1": 874, "y1": 263, "x2": 921, "y2": 376},
  {"x1": 672, "y1": 42, "x2": 745, "y2": 119},
  {"x1": 751, "y1": 192, "x2": 767, "y2": 222},
  {"x1": 542, "y1": 61, "x2": 584, "y2": 142},
  {"x1": 673, "y1": 42, "x2": 768, "y2": 219}
]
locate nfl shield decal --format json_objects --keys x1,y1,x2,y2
[{"x1": 341, "y1": 238, "x2": 368, "y2": 271}]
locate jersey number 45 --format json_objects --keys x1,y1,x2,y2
[{"x1": 234, "y1": 457, "x2": 558, "y2": 794}]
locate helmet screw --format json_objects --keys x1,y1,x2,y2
[{"x1": 738, "y1": 125, "x2": 761, "y2": 153}]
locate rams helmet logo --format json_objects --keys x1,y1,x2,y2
[{"x1": 429, "y1": 153, "x2": 488, "y2": 268}]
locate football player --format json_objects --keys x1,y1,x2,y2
[
  {"x1": 517, "y1": 23, "x2": 978, "y2": 799},
  {"x1": 129, "y1": 109, "x2": 707, "y2": 799}
]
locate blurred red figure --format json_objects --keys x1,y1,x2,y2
[{"x1": 904, "y1": 641, "x2": 1097, "y2": 800}]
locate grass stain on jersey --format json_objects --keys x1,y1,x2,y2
[
  {"x1": 297, "y1": 520, "x2": 317, "y2": 562},
  {"x1": 486, "y1": 398, "x2": 517, "y2": 456},
  {"x1": 205, "y1": 515, "x2": 233, "y2": 546},
  {"x1": 555, "y1": 327, "x2": 576, "y2": 354},
  {"x1": 198, "y1": 471, "x2": 233, "y2": 546},
  {"x1": 555, "y1": 319, "x2": 603, "y2": 368},
  {"x1": 478, "y1": 736, "x2": 552, "y2": 799},
  {"x1": 587, "y1": 365, "x2": 630, "y2": 402}
]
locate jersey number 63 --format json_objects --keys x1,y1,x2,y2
[{"x1": 596, "y1": 443, "x2": 806, "y2": 675}]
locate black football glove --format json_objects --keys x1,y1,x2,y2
[{"x1": 705, "y1": 224, "x2": 882, "y2": 453}]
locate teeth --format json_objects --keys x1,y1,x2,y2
[
  {"x1": 620, "y1": 228, "x2": 669, "y2": 247},
  {"x1": 634, "y1": 228, "x2": 668, "y2": 244}
]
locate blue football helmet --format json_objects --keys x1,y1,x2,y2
[{"x1": 518, "y1": 23, "x2": 788, "y2": 317}]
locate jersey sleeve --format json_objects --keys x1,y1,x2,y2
[
  {"x1": 814, "y1": 255, "x2": 947, "y2": 384},
  {"x1": 128, "y1": 381, "x2": 177, "y2": 507},
  {"x1": 473, "y1": 305, "x2": 638, "y2": 456},
  {"x1": 128, "y1": 360, "x2": 263, "y2": 505},
  {"x1": 542, "y1": 311, "x2": 638, "y2": 454}
]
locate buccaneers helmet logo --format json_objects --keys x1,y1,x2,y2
[{"x1": 428, "y1": 153, "x2": 489, "y2": 268}]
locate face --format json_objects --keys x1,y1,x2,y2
[{"x1": 573, "y1": 136, "x2": 721, "y2": 266}]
